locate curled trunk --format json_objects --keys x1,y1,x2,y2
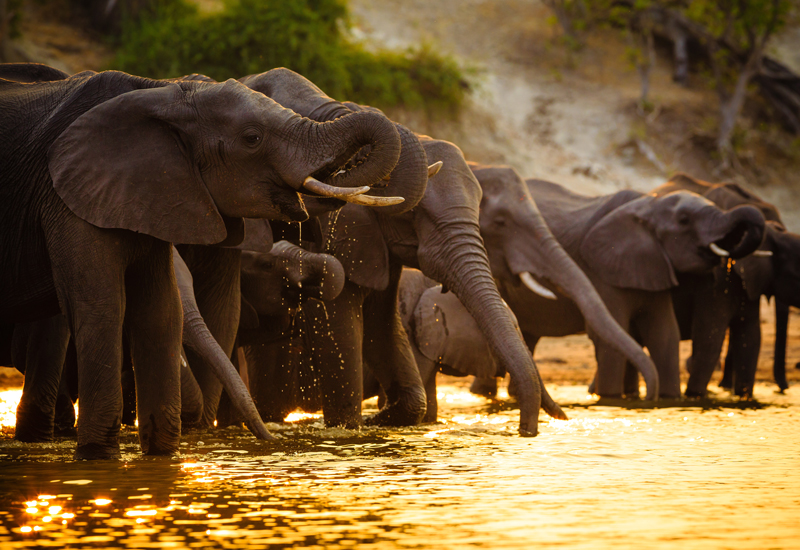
[
  {"x1": 711, "y1": 205, "x2": 766, "y2": 259},
  {"x1": 241, "y1": 69, "x2": 427, "y2": 213}
]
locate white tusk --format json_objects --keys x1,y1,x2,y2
[
  {"x1": 520, "y1": 272, "x2": 557, "y2": 300},
  {"x1": 709, "y1": 243, "x2": 730, "y2": 257},
  {"x1": 344, "y1": 194, "x2": 405, "y2": 207},
  {"x1": 302, "y1": 176, "x2": 370, "y2": 199},
  {"x1": 752, "y1": 250, "x2": 773, "y2": 257},
  {"x1": 428, "y1": 161, "x2": 443, "y2": 178}
]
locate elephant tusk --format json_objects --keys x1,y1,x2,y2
[
  {"x1": 520, "y1": 272, "x2": 557, "y2": 300},
  {"x1": 428, "y1": 161, "x2": 443, "y2": 178},
  {"x1": 709, "y1": 243, "x2": 730, "y2": 257},
  {"x1": 343, "y1": 194, "x2": 405, "y2": 207},
  {"x1": 302, "y1": 176, "x2": 370, "y2": 198},
  {"x1": 752, "y1": 250, "x2": 773, "y2": 257}
]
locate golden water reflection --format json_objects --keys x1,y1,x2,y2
[{"x1": 0, "y1": 383, "x2": 799, "y2": 548}]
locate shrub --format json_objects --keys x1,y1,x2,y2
[{"x1": 111, "y1": 0, "x2": 470, "y2": 113}]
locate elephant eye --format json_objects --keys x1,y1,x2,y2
[
  {"x1": 243, "y1": 132, "x2": 261, "y2": 146},
  {"x1": 677, "y1": 214, "x2": 690, "y2": 226}
]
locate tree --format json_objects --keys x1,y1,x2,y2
[{"x1": 683, "y1": 0, "x2": 792, "y2": 166}]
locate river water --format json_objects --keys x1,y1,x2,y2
[{"x1": 0, "y1": 382, "x2": 798, "y2": 549}]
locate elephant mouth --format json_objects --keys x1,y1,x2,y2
[{"x1": 706, "y1": 221, "x2": 750, "y2": 259}]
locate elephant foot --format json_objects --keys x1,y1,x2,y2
[
  {"x1": 75, "y1": 443, "x2": 121, "y2": 460},
  {"x1": 14, "y1": 406, "x2": 55, "y2": 442},
  {"x1": 365, "y1": 387, "x2": 426, "y2": 427},
  {"x1": 469, "y1": 377, "x2": 498, "y2": 398},
  {"x1": 518, "y1": 423, "x2": 538, "y2": 437},
  {"x1": 684, "y1": 389, "x2": 707, "y2": 399}
]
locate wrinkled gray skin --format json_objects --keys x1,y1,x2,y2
[
  {"x1": 0, "y1": 65, "x2": 402, "y2": 458},
  {"x1": 652, "y1": 174, "x2": 800, "y2": 396},
  {"x1": 474, "y1": 178, "x2": 766, "y2": 399}
]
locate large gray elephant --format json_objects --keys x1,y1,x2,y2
[
  {"x1": 651, "y1": 174, "x2": 800, "y2": 396},
  {"x1": 470, "y1": 172, "x2": 765, "y2": 399},
  {"x1": 0, "y1": 66, "x2": 403, "y2": 458}
]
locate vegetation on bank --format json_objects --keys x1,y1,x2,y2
[
  {"x1": 111, "y1": 0, "x2": 470, "y2": 113},
  {"x1": 542, "y1": 0, "x2": 797, "y2": 168}
]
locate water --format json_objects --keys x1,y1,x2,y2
[{"x1": 0, "y1": 383, "x2": 799, "y2": 549}]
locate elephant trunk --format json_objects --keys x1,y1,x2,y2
[
  {"x1": 536, "y1": 234, "x2": 661, "y2": 399},
  {"x1": 173, "y1": 250, "x2": 274, "y2": 440},
  {"x1": 419, "y1": 225, "x2": 567, "y2": 435},
  {"x1": 713, "y1": 205, "x2": 766, "y2": 259},
  {"x1": 302, "y1": 110, "x2": 401, "y2": 191},
  {"x1": 270, "y1": 240, "x2": 346, "y2": 301},
  {"x1": 181, "y1": 314, "x2": 273, "y2": 440}
]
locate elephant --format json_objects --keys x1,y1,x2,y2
[
  {"x1": 229, "y1": 231, "x2": 346, "y2": 425},
  {"x1": 393, "y1": 269, "x2": 526, "y2": 421},
  {"x1": 651, "y1": 174, "x2": 800, "y2": 396},
  {"x1": 470, "y1": 172, "x2": 766, "y2": 399},
  {"x1": 0, "y1": 65, "x2": 404, "y2": 458}
]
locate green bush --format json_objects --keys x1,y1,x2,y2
[{"x1": 111, "y1": 0, "x2": 470, "y2": 113}]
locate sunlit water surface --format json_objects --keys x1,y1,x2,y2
[{"x1": 0, "y1": 383, "x2": 799, "y2": 549}]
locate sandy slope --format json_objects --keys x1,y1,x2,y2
[{"x1": 350, "y1": 0, "x2": 800, "y2": 229}]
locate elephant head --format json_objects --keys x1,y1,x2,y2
[
  {"x1": 470, "y1": 165, "x2": 660, "y2": 399},
  {"x1": 47, "y1": 75, "x2": 403, "y2": 245},
  {"x1": 577, "y1": 190, "x2": 766, "y2": 291},
  {"x1": 239, "y1": 68, "x2": 430, "y2": 215}
]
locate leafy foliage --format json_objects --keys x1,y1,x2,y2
[{"x1": 111, "y1": 0, "x2": 470, "y2": 112}]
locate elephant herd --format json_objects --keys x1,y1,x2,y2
[{"x1": 0, "y1": 62, "x2": 797, "y2": 460}]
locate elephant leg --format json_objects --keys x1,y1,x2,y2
[
  {"x1": 636, "y1": 299, "x2": 681, "y2": 398},
  {"x1": 125, "y1": 245, "x2": 183, "y2": 456},
  {"x1": 304, "y1": 280, "x2": 366, "y2": 428},
  {"x1": 685, "y1": 299, "x2": 733, "y2": 398},
  {"x1": 408, "y1": 341, "x2": 439, "y2": 424},
  {"x1": 726, "y1": 299, "x2": 761, "y2": 398},
  {"x1": 53, "y1": 354, "x2": 77, "y2": 437},
  {"x1": 362, "y1": 268, "x2": 426, "y2": 427},
  {"x1": 470, "y1": 377, "x2": 498, "y2": 398},
  {"x1": 245, "y1": 338, "x2": 300, "y2": 423},
  {"x1": 591, "y1": 310, "x2": 632, "y2": 398},
  {"x1": 121, "y1": 337, "x2": 137, "y2": 427},
  {"x1": 423, "y1": 369, "x2": 438, "y2": 424},
  {"x1": 13, "y1": 315, "x2": 70, "y2": 442},
  {"x1": 179, "y1": 246, "x2": 242, "y2": 428},
  {"x1": 180, "y1": 351, "x2": 204, "y2": 427},
  {"x1": 773, "y1": 300, "x2": 790, "y2": 391}
]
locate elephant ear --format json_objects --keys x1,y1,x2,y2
[
  {"x1": 413, "y1": 287, "x2": 499, "y2": 378},
  {"x1": 233, "y1": 219, "x2": 274, "y2": 253},
  {"x1": 48, "y1": 84, "x2": 228, "y2": 245},
  {"x1": 321, "y1": 203, "x2": 389, "y2": 291},
  {"x1": 579, "y1": 196, "x2": 678, "y2": 291}
]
